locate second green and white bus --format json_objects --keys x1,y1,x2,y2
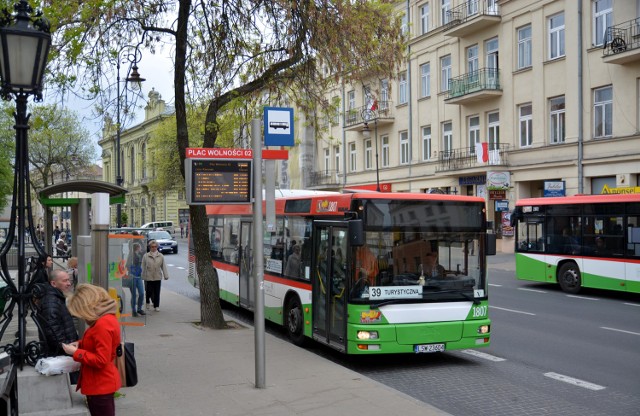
[{"x1": 511, "y1": 194, "x2": 640, "y2": 294}]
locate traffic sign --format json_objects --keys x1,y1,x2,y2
[{"x1": 263, "y1": 107, "x2": 294, "y2": 146}]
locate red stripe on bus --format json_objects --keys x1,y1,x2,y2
[{"x1": 209, "y1": 260, "x2": 311, "y2": 290}]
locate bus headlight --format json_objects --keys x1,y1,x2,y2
[
  {"x1": 357, "y1": 330, "x2": 379, "y2": 340},
  {"x1": 477, "y1": 325, "x2": 490, "y2": 334}
]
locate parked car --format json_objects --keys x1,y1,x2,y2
[
  {"x1": 146, "y1": 230, "x2": 178, "y2": 254},
  {"x1": 141, "y1": 221, "x2": 175, "y2": 235}
]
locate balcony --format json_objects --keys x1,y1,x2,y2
[
  {"x1": 444, "y1": 0, "x2": 501, "y2": 38},
  {"x1": 435, "y1": 143, "x2": 510, "y2": 173},
  {"x1": 343, "y1": 101, "x2": 394, "y2": 131},
  {"x1": 602, "y1": 18, "x2": 640, "y2": 65},
  {"x1": 445, "y1": 68, "x2": 502, "y2": 105},
  {"x1": 307, "y1": 170, "x2": 341, "y2": 189}
]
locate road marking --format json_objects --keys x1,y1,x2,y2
[
  {"x1": 488, "y1": 283, "x2": 502, "y2": 287},
  {"x1": 566, "y1": 295, "x2": 599, "y2": 301},
  {"x1": 544, "y1": 372, "x2": 606, "y2": 391},
  {"x1": 461, "y1": 349, "x2": 506, "y2": 362},
  {"x1": 624, "y1": 302, "x2": 640, "y2": 307},
  {"x1": 174, "y1": 266, "x2": 186, "y2": 270},
  {"x1": 601, "y1": 327, "x2": 640, "y2": 336},
  {"x1": 490, "y1": 306, "x2": 536, "y2": 316},
  {"x1": 518, "y1": 288, "x2": 547, "y2": 293}
]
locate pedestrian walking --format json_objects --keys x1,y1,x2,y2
[
  {"x1": 141, "y1": 239, "x2": 170, "y2": 311},
  {"x1": 53, "y1": 226, "x2": 61, "y2": 244},
  {"x1": 62, "y1": 284, "x2": 121, "y2": 416},
  {"x1": 180, "y1": 222, "x2": 184, "y2": 238},
  {"x1": 126, "y1": 243, "x2": 146, "y2": 317}
]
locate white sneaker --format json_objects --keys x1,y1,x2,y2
[{"x1": 154, "y1": 307, "x2": 159, "y2": 312}]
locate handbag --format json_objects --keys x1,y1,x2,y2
[
  {"x1": 114, "y1": 342, "x2": 138, "y2": 387},
  {"x1": 122, "y1": 275, "x2": 133, "y2": 289}
]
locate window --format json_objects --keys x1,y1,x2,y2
[
  {"x1": 422, "y1": 126, "x2": 432, "y2": 161},
  {"x1": 420, "y1": 63, "x2": 431, "y2": 98},
  {"x1": 380, "y1": 79, "x2": 389, "y2": 110},
  {"x1": 381, "y1": 136, "x2": 390, "y2": 167},
  {"x1": 441, "y1": 55, "x2": 451, "y2": 92},
  {"x1": 399, "y1": 131, "x2": 409, "y2": 165},
  {"x1": 141, "y1": 143, "x2": 147, "y2": 179},
  {"x1": 519, "y1": 103, "x2": 533, "y2": 147},
  {"x1": 550, "y1": 96, "x2": 565, "y2": 144},
  {"x1": 594, "y1": 86, "x2": 612, "y2": 138},
  {"x1": 365, "y1": 139, "x2": 373, "y2": 170},
  {"x1": 468, "y1": 116, "x2": 480, "y2": 154},
  {"x1": 347, "y1": 90, "x2": 356, "y2": 124},
  {"x1": 517, "y1": 25, "x2": 532, "y2": 69},
  {"x1": 441, "y1": 0, "x2": 450, "y2": 25},
  {"x1": 349, "y1": 142, "x2": 357, "y2": 172},
  {"x1": 401, "y1": 12, "x2": 408, "y2": 35},
  {"x1": 442, "y1": 122, "x2": 452, "y2": 158},
  {"x1": 420, "y1": 3, "x2": 430, "y2": 35},
  {"x1": 331, "y1": 96, "x2": 340, "y2": 125},
  {"x1": 467, "y1": 44, "x2": 479, "y2": 74},
  {"x1": 334, "y1": 146, "x2": 340, "y2": 172},
  {"x1": 485, "y1": 38, "x2": 499, "y2": 88},
  {"x1": 488, "y1": 111, "x2": 500, "y2": 150},
  {"x1": 129, "y1": 147, "x2": 135, "y2": 183},
  {"x1": 593, "y1": 0, "x2": 612, "y2": 47},
  {"x1": 324, "y1": 148, "x2": 330, "y2": 173},
  {"x1": 398, "y1": 71, "x2": 408, "y2": 104},
  {"x1": 549, "y1": 13, "x2": 565, "y2": 59}
]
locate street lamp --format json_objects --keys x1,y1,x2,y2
[
  {"x1": 115, "y1": 46, "x2": 145, "y2": 227},
  {"x1": 0, "y1": 0, "x2": 51, "y2": 397}
]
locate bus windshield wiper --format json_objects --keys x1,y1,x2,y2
[{"x1": 424, "y1": 289, "x2": 481, "y2": 305}]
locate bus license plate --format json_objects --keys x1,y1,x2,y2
[{"x1": 414, "y1": 343, "x2": 445, "y2": 353}]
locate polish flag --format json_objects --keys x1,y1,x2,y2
[
  {"x1": 475, "y1": 142, "x2": 488, "y2": 163},
  {"x1": 370, "y1": 99, "x2": 378, "y2": 111}
]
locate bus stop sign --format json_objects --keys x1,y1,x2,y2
[{"x1": 264, "y1": 107, "x2": 294, "y2": 146}]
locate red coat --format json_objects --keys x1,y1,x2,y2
[{"x1": 73, "y1": 314, "x2": 121, "y2": 395}]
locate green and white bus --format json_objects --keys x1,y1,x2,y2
[
  {"x1": 512, "y1": 194, "x2": 640, "y2": 294},
  {"x1": 189, "y1": 190, "x2": 495, "y2": 354}
]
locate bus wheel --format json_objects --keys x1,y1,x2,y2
[
  {"x1": 285, "y1": 296, "x2": 305, "y2": 346},
  {"x1": 558, "y1": 262, "x2": 581, "y2": 294}
]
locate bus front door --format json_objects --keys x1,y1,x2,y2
[
  {"x1": 312, "y1": 223, "x2": 348, "y2": 352},
  {"x1": 239, "y1": 221, "x2": 253, "y2": 309}
]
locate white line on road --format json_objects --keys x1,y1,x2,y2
[
  {"x1": 518, "y1": 288, "x2": 547, "y2": 293},
  {"x1": 174, "y1": 266, "x2": 186, "y2": 270},
  {"x1": 490, "y1": 306, "x2": 536, "y2": 316},
  {"x1": 544, "y1": 372, "x2": 606, "y2": 391},
  {"x1": 488, "y1": 283, "x2": 502, "y2": 287},
  {"x1": 566, "y1": 294, "x2": 599, "y2": 301},
  {"x1": 624, "y1": 302, "x2": 640, "y2": 307},
  {"x1": 601, "y1": 327, "x2": 640, "y2": 336},
  {"x1": 461, "y1": 349, "x2": 506, "y2": 362}
]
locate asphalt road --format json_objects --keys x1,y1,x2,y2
[{"x1": 163, "y1": 242, "x2": 640, "y2": 416}]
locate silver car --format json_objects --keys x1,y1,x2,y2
[{"x1": 147, "y1": 230, "x2": 178, "y2": 254}]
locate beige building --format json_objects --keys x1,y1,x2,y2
[
  {"x1": 99, "y1": 89, "x2": 190, "y2": 228},
  {"x1": 309, "y1": 0, "x2": 640, "y2": 252}
]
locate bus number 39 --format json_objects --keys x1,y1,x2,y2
[{"x1": 472, "y1": 305, "x2": 487, "y2": 318}]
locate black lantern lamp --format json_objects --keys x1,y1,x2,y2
[{"x1": 0, "y1": 0, "x2": 51, "y2": 390}]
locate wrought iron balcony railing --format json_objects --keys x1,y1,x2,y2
[
  {"x1": 445, "y1": 0, "x2": 500, "y2": 30},
  {"x1": 435, "y1": 143, "x2": 510, "y2": 172},
  {"x1": 603, "y1": 18, "x2": 640, "y2": 58},
  {"x1": 343, "y1": 101, "x2": 393, "y2": 129},
  {"x1": 446, "y1": 68, "x2": 501, "y2": 101},
  {"x1": 307, "y1": 170, "x2": 341, "y2": 188}
]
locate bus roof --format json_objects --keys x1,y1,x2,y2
[
  {"x1": 205, "y1": 190, "x2": 485, "y2": 216},
  {"x1": 516, "y1": 193, "x2": 640, "y2": 207}
]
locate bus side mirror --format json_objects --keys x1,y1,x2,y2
[
  {"x1": 486, "y1": 233, "x2": 497, "y2": 256},
  {"x1": 349, "y1": 219, "x2": 364, "y2": 247}
]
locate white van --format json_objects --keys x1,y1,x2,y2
[{"x1": 141, "y1": 221, "x2": 175, "y2": 235}]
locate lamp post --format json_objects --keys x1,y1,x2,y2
[
  {"x1": 0, "y1": 2, "x2": 50, "y2": 409},
  {"x1": 361, "y1": 109, "x2": 380, "y2": 192},
  {"x1": 115, "y1": 46, "x2": 145, "y2": 227}
]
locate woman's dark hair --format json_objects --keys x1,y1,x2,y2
[{"x1": 36, "y1": 253, "x2": 50, "y2": 268}]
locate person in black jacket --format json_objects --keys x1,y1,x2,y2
[
  {"x1": 30, "y1": 253, "x2": 52, "y2": 286},
  {"x1": 37, "y1": 269, "x2": 79, "y2": 357}
]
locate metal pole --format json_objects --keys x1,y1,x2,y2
[
  {"x1": 15, "y1": 93, "x2": 28, "y2": 369},
  {"x1": 116, "y1": 58, "x2": 123, "y2": 227},
  {"x1": 252, "y1": 118, "x2": 266, "y2": 388}
]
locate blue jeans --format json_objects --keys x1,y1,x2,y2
[{"x1": 130, "y1": 277, "x2": 145, "y2": 312}]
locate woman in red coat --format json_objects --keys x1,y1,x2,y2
[{"x1": 62, "y1": 284, "x2": 121, "y2": 416}]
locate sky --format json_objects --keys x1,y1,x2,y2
[{"x1": 43, "y1": 49, "x2": 176, "y2": 165}]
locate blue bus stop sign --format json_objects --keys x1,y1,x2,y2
[{"x1": 264, "y1": 107, "x2": 294, "y2": 146}]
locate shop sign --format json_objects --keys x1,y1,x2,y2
[
  {"x1": 459, "y1": 175, "x2": 486, "y2": 186},
  {"x1": 544, "y1": 180, "x2": 566, "y2": 197},
  {"x1": 489, "y1": 190, "x2": 506, "y2": 200},
  {"x1": 495, "y1": 200, "x2": 509, "y2": 212},
  {"x1": 486, "y1": 171, "x2": 510, "y2": 190},
  {"x1": 601, "y1": 184, "x2": 640, "y2": 194}
]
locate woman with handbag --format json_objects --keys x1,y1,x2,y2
[{"x1": 62, "y1": 284, "x2": 121, "y2": 416}]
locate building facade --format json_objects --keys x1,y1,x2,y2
[
  {"x1": 99, "y1": 89, "x2": 190, "y2": 228},
  {"x1": 311, "y1": 0, "x2": 640, "y2": 252}
]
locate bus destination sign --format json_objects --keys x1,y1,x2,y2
[{"x1": 186, "y1": 159, "x2": 253, "y2": 204}]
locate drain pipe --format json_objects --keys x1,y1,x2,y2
[{"x1": 577, "y1": 1, "x2": 584, "y2": 194}]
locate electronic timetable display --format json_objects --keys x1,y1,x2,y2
[{"x1": 186, "y1": 159, "x2": 252, "y2": 204}]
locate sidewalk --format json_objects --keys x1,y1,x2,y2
[{"x1": 116, "y1": 290, "x2": 450, "y2": 416}]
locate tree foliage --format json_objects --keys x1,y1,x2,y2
[{"x1": 41, "y1": 0, "x2": 406, "y2": 328}]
